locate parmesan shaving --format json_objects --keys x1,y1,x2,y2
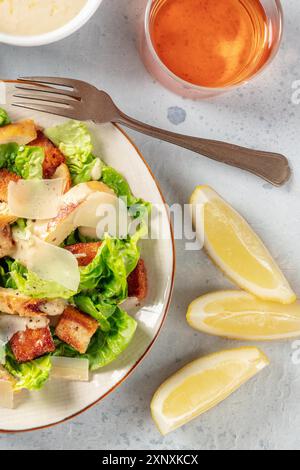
[
  {"x1": 0, "y1": 380, "x2": 14, "y2": 409},
  {"x1": 12, "y1": 233, "x2": 80, "y2": 292},
  {"x1": 8, "y1": 178, "x2": 64, "y2": 220},
  {"x1": 51, "y1": 357, "x2": 89, "y2": 382}
]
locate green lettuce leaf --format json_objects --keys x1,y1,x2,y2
[
  {"x1": 0, "y1": 108, "x2": 11, "y2": 127},
  {"x1": 45, "y1": 120, "x2": 103, "y2": 185},
  {"x1": 79, "y1": 234, "x2": 140, "y2": 297},
  {"x1": 87, "y1": 308, "x2": 137, "y2": 370},
  {"x1": 54, "y1": 307, "x2": 137, "y2": 370},
  {"x1": 101, "y1": 166, "x2": 151, "y2": 218},
  {"x1": 61, "y1": 228, "x2": 99, "y2": 247},
  {"x1": 0, "y1": 258, "x2": 74, "y2": 299},
  {"x1": 0, "y1": 143, "x2": 44, "y2": 179},
  {"x1": 4, "y1": 347, "x2": 52, "y2": 391},
  {"x1": 74, "y1": 294, "x2": 114, "y2": 332}
]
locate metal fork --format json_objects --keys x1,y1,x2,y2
[{"x1": 12, "y1": 77, "x2": 291, "y2": 186}]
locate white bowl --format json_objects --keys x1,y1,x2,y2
[
  {"x1": 0, "y1": 0, "x2": 103, "y2": 47},
  {"x1": 0, "y1": 83, "x2": 175, "y2": 432}
]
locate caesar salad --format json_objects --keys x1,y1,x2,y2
[{"x1": 0, "y1": 108, "x2": 149, "y2": 408}]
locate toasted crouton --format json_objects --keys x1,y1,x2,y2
[
  {"x1": 0, "y1": 225, "x2": 14, "y2": 258},
  {"x1": 52, "y1": 163, "x2": 72, "y2": 193},
  {"x1": 0, "y1": 120, "x2": 37, "y2": 145},
  {"x1": 0, "y1": 169, "x2": 20, "y2": 202},
  {"x1": 10, "y1": 327, "x2": 55, "y2": 363},
  {"x1": 65, "y1": 242, "x2": 102, "y2": 267},
  {"x1": 55, "y1": 306, "x2": 98, "y2": 354},
  {"x1": 0, "y1": 288, "x2": 66, "y2": 317},
  {"x1": 29, "y1": 131, "x2": 65, "y2": 179},
  {"x1": 127, "y1": 260, "x2": 148, "y2": 301}
]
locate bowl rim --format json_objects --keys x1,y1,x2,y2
[
  {"x1": 0, "y1": 0, "x2": 103, "y2": 47},
  {"x1": 0, "y1": 80, "x2": 176, "y2": 434}
]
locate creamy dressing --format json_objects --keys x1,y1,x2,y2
[{"x1": 0, "y1": 0, "x2": 87, "y2": 36}]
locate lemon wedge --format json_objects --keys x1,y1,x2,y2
[
  {"x1": 151, "y1": 347, "x2": 269, "y2": 435},
  {"x1": 190, "y1": 186, "x2": 295, "y2": 304},
  {"x1": 187, "y1": 290, "x2": 300, "y2": 340}
]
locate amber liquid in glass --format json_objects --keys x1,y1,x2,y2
[{"x1": 149, "y1": 0, "x2": 275, "y2": 88}]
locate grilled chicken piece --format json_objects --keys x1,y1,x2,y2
[
  {"x1": 65, "y1": 242, "x2": 102, "y2": 267},
  {"x1": 29, "y1": 131, "x2": 65, "y2": 179},
  {"x1": 0, "y1": 288, "x2": 66, "y2": 317},
  {"x1": 55, "y1": 305, "x2": 98, "y2": 354},
  {"x1": 128, "y1": 260, "x2": 148, "y2": 301},
  {"x1": 10, "y1": 326, "x2": 55, "y2": 363},
  {"x1": 0, "y1": 169, "x2": 20, "y2": 203},
  {"x1": 0, "y1": 120, "x2": 37, "y2": 145},
  {"x1": 51, "y1": 163, "x2": 72, "y2": 193},
  {"x1": 0, "y1": 225, "x2": 14, "y2": 258}
]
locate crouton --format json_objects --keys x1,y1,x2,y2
[
  {"x1": 127, "y1": 260, "x2": 148, "y2": 301},
  {"x1": 10, "y1": 327, "x2": 55, "y2": 363},
  {"x1": 55, "y1": 306, "x2": 98, "y2": 354},
  {"x1": 0, "y1": 119, "x2": 37, "y2": 145},
  {"x1": 0, "y1": 287, "x2": 66, "y2": 317},
  {"x1": 29, "y1": 131, "x2": 65, "y2": 179},
  {"x1": 0, "y1": 169, "x2": 20, "y2": 202},
  {"x1": 52, "y1": 163, "x2": 72, "y2": 193},
  {"x1": 65, "y1": 242, "x2": 102, "y2": 267},
  {"x1": 0, "y1": 225, "x2": 14, "y2": 258}
]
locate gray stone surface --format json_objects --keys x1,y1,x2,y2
[{"x1": 0, "y1": 0, "x2": 300, "y2": 450}]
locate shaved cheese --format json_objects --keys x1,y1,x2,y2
[
  {"x1": 79, "y1": 226, "x2": 98, "y2": 240},
  {"x1": 8, "y1": 178, "x2": 64, "y2": 220},
  {"x1": 32, "y1": 183, "x2": 128, "y2": 245},
  {"x1": 0, "y1": 365, "x2": 15, "y2": 383},
  {"x1": 51, "y1": 357, "x2": 89, "y2": 382},
  {"x1": 0, "y1": 380, "x2": 14, "y2": 409},
  {"x1": 13, "y1": 234, "x2": 80, "y2": 292},
  {"x1": 75, "y1": 192, "x2": 129, "y2": 238},
  {"x1": 74, "y1": 192, "x2": 119, "y2": 227},
  {"x1": 0, "y1": 314, "x2": 49, "y2": 346}
]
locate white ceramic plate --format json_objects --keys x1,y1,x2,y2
[{"x1": 0, "y1": 86, "x2": 175, "y2": 432}]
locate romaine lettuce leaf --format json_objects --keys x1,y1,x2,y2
[
  {"x1": 0, "y1": 108, "x2": 11, "y2": 127},
  {"x1": 79, "y1": 234, "x2": 140, "y2": 298},
  {"x1": 4, "y1": 347, "x2": 52, "y2": 391},
  {"x1": 0, "y1": 143, "x2": 44, "y2": 179},
  {"x1": 61, "y1": 228, "x2": 99, "y2": 247},
  {"x1": 101, "y1": 166, "x2": 151, "y2": 218},
  {"x1": 14, "y1": 146, "x2": 44, "y2": 179},
  {"x1": 53, "y1": 307, "x2": 137, "y2": 370},
  {"x1": 74, "y1": 294, "x2": 114, "y2": 332},
  {"x1": 0, "y1": 258, "x2": 75, "y2": 300},
  {"x1": 86, "y1": 307, "x2": 137, "y2": 370},
  {"x1": 45, "y1": 120, "x2": 103, "y2": 185}
]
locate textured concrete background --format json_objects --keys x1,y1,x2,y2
[{"x1": 1, "y1": 0, "x2": 300, "y2": 450}]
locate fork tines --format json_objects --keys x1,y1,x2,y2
[{"x1": 11, "y1": 77, "x2": 82, "y2": 119}]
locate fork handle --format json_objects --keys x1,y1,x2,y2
[{"x1": 116, "y1": 112, "x2": 291, "y2": 186}]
